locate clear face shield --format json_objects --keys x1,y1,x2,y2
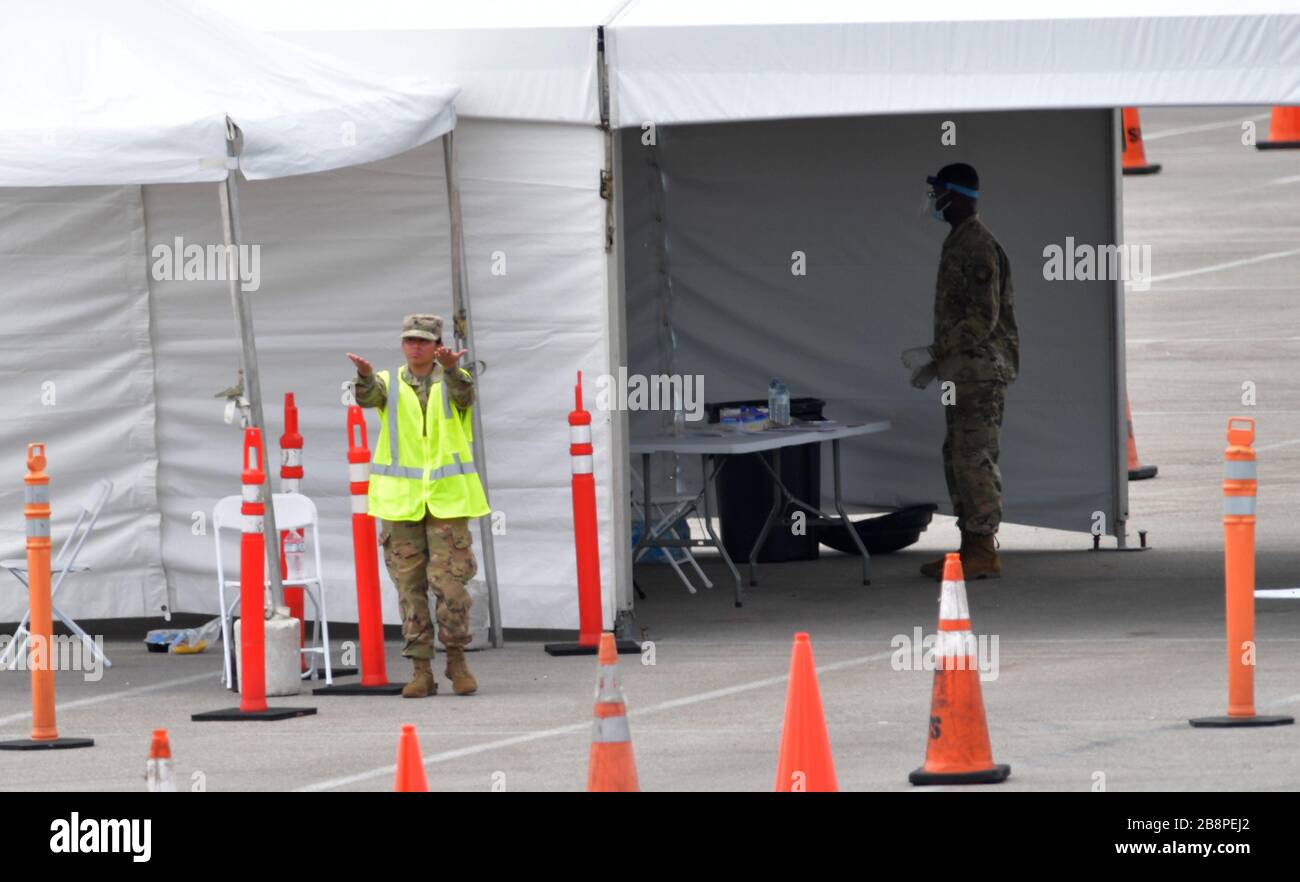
[
  {"x1": 922, "y1": 176, "x2": 978, "y2": 220},
  {"x1": 922, "y1": 176, "x2": 955, "y2": 220}
]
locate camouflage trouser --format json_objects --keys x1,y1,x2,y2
[
  {"x1": 379, "y1": 514, "x2": 477, "y2": 659},
  {"x1": 942, "y1": 381, "x2": 1007, "y2": 536}
]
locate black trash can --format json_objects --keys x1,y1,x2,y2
[{"x1": 706, "y1": 397, "x2": 826, "y2": 563}]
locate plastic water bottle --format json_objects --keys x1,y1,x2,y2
[
  {"x1": 285, "y1": 529, "x2": 306, "y2": 581},
  {"x1": 768, "y1": 379, "x2": 780, "y2": 427},
  {"x1": 776, "y1": 382, "x2": 790, "y2": 426}
]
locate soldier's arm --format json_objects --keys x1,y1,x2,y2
[
  {"x1": 353, "y1": 372, "x2": 388, "y2": 409},
  {"x1": 445, "y1": 366, "x2": 475, "y2": 410},
  {"x1": 932, "y1": 244, "x2": 1001, "y2": 363}
]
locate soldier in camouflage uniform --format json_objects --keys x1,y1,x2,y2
[
  {"x1": 903, "y1": 164, "x2": 1019, "y2": 580},
  {"x1": 347, "y1": 315, "x2": 481, "y2": 696}
]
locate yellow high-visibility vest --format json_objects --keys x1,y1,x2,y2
[{"x1": 368, "y1": 367, "x2": 490, "y2": 521}]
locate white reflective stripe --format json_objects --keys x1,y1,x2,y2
[
  {"x1": 281, "y1": 449, "x2": 302, "y2": 466},
  {"x1": 350, "y1": 495, "x2": 369, "y2": 514},
  {"x1": 595, "y1": 667, "x2": 623, "y2": 701},
  {"x1": 1224, "y1": 496, "x2": 1257, "y2": 516},
  {"x1": 371, "y1": 463, "x2": 424, "y2": 479},
  {"x1": 591, "y1": 714, "x2": 631, "y2": 743},
  {"x1": 24, "y1": 485, "x2": 49, "y2": 504},
  {"x1": 935, "y1": 630, "x2": 979, "y2": 660},
  {"x1": 348, "y1": 462, "x2": 370, "y2": 482},
  {"x1": 572, "y1": 455, "x2": 593, "y2": 475},
  {"x1": 440, "y1": 379, "x2": 451, "y2": 420},
  {"x1": 570, "y1": 425, "x2": 592, "y2": 444},
  {"x1": 281, "y1": 479, "x2": 300, "y2": 493},
  {"x1": 26, "y1": 519, "x2": 50, "y2": 537},
  {"x1": 1224, "y1": 460, "x2": 1257, "y2": 480},
  {"x1": 242, "y1": 514, "x2": 265, "y2": 533},
  {"x1": 241, "y1": 484, "x2": 263, "y2": 502},
  {"x1": 938, "y1": 579, "x2": 969, "y2": 623}
]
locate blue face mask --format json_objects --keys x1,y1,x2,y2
[{"x1": 929, "y1": 191, "x2": 952, "y2": 222}]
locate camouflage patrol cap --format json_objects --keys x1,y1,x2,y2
[{"x1": 400, "y1": 314, "x2": 442, "y2": 342}]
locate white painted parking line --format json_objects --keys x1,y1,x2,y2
[
  {"x1": 0, "y1": 670, "x2": 219, "y2": 729},
  {"x1": 1148, "y1": 246, "x2": 1300, "y2": 284},
  {"x1": 1143, "y1": 114, "x2": 1270, "y2": 141},
  {"x1": 295, "y1": 649, "x2": 897, "y2": 792}
]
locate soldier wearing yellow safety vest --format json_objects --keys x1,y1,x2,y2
[{"x1": 347, "y1": 314, "x2": 489, "y2": 697}]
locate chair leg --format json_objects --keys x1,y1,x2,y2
[{"x1": 51, "y1": 603, "x2": 112, "y2": 668}]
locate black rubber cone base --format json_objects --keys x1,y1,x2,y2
[
  {"x1": 1189, "y1": 714, "x2": 1294, "y2": 728},
  {"x1": 313, "y1": 682, "x2": 405, "y2": 696},
  {"x1": 192, "y1": 706, "x2": 317, "y2": 722},
  {"x1": 0, "y1": 736, "x2": 94, "y2": 751},
  {"x1": 307, "y1": 666, "x2": 358, "y2": 681},
  {"x1": 1123, "y1": 163, "x2": 1162, "y2": 175},
  {"x1": 1257, "y1": 140, "x2": 1300, "y2": 150},
  {"x1": 1128, "y1": 465, "x2": 1158, "y2": 480},
  {"x1": 544, "y1": 640, "x2": 641, "y2": 657},
  {"x1": 909, "y1": 763, "x2": 1011, "y2": 786}
]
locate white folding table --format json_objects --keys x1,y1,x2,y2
[{"x1": 630, "y1": 420, "x2": 891, "y2": 607}]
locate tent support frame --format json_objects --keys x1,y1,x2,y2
[
  {"x1": 442, "y1": 131, "x2": 504, "y2": 649},
  {"x1": 219, "y1": 118, "x2": 284, "y2": 614}
]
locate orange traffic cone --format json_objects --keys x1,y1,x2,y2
[
  {"x1": 587, "y1": 633, "x2": 639, "y2": 791},
  {"x1": 1121, "y1": 107, "x2": 1162, "y2": 175},
  {"x1": 1257, "y1": 106, "x2": 1300, "y2": 150},
  {"x1": 394, "y1": 724, "x2": 429, "y2": 792},
  {"x1": 774, "y1": 632, "x2": 837, "y2": 792},
  {"x1": 1127, "y1": 398, "x2": 1158, "y2": 480},
  {"x1": 909, "y1": 554, "x2": 1010, "y2": 786},
  {"x1": 146, "y1": 729, "x2": 176, "y2": 792}
]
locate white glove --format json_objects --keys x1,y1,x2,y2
[
  {"x1": 910, "y1": 362, "x2": 938, "y2": 390},
  {"x1": 901, "y1": 346, "x2": 933, "y2": 370}
]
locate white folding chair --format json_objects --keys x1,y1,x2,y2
[
  {"x1": 213, "y1": 493, "x2": 334, "y2": 688},
  {"x1": 1, "y1": 479, "x2": 113, "y2": 670}
]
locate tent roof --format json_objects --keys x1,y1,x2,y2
[
  {"x1": 606, "y1": 0, "x2": 1300, "y2": 124},
  {"x1": 0, "y1": 0, "x2": 460, "y2": 187},
  {"x1": 212, "y1": 0, "x2": 1300, "y2": 125}
]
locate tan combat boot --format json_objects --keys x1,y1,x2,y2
[
  {"x1": 920, "y1": 530, "x2": 969, "y2": 580},
  {"x1": 443, "y1": 647, "x2": 478, "y2": 695},
  {"x1": 401, "y1": 658, "x2": 437, "y2": 698},
  {"x1": 961, "y1": 531, "x2": 1002, "y2": 580}
]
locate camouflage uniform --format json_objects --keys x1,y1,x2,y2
[
  {"x1": 931, "y1": 214, "x2": 1018, "y2": 535},
  {"x1": 355, "y1": 361, "x2": 478, "y2": 660}
]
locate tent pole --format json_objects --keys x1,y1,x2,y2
[
  {"x1": 219, "y1": 118, "x2": 284, "y2": 613},
  {"x1": 442, "y1": 131, "x2": 504, "y2": 649}
]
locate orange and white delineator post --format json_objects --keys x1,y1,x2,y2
[
  {"x1": 313, "y1": 406, "x2": 404, "y2": 695},
  {"x1": 587, "y1": 633, "x2": 639, "y2": 791},
  {"x1": 193, "y1": 429, "x2": 316, "y2": 722},
  {"x1": 278, "y1": 392, "x2": 307, "y2": 670},
  {"x1": 909, "y1": 554, "x2": 1009, "y2": 785},
  {"x1": 1191, "y1": 418, "x2": 1293, "y2": 728},
  {"x1": 0, "y1": 444, "x2": 93, "y2": 751},
  {"x1": 146, "y1": 729, "x2": 176, "y2": 792},
  {"x1": 545, "y1": 372, "x2": 638, "y2": 656}
]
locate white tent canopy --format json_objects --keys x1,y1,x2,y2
[
  {"x1": 0, "y1": 0, "x2": 459, "y2": 186},
  {"x1": 0, "y1": 1, "x2": 483, "y2": 634},
  {"x1": 6, "y1": 0, "x2": 1299, "y2": 634},
  {"x1": 605, "y1": 0, "x2": 1300, "y2": 125}
]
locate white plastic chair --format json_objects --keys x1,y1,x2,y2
[
  {"x1": 1, "y1": 479, "x2": 113, "y2": 670},
  {"x1": 213, "y1": 493, "x2": 334, "y2": 688}
]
